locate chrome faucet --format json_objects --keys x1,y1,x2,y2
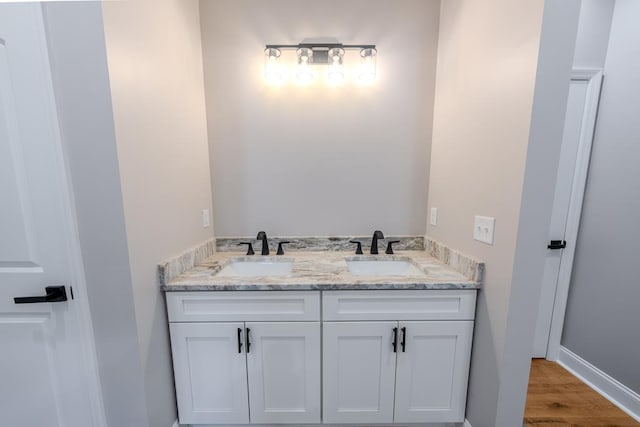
[
  {"x1": 370, "y1": 230, "x2": 385, "y2": 254},
  {"x1": 256, "y1": 231, "x2": 269, "y2": 255}
]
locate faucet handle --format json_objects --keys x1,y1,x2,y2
[
  {"x1": 238, "y1": 242, "x2": 255, "y2": 255},
  {"x1": 276, "y1": 241, "x2": 291, "y2": 255},
  {"x1": 385, "y1": 240, "x2": 400, "y2": 255},
  {"x1": 349, "y1": 240, "x2": 364, "y2": 255}
]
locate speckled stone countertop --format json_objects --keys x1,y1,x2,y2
[{"x1": 161, "y1": 250, "x2": 481, "y2": 292}]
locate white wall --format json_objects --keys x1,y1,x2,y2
[
  {"x1": 201, "y1": 0, "x2": 439, "y2": 237},
  {"x1": 42, "y1": 3, "x2": 149, "y2": 426},
  {"x1": 101, "y1": 0, "x2": 214, "y2": 425},
  {"x1": 427, "y1": 0, "x2": 580, "y2": 425},
  {"x1": 562, "y1": 0, "x2": 640, "y2": 395},
  {"x1": 427, "y1": 1, "x2": 545, "y2": 421}
]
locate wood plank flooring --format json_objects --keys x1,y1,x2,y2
[{"x1": 524, "y1": 359, "x2": 639, "y2": 427}]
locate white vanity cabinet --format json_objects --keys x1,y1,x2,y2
[
  {"x1": 170, "y1": 322, "x2": 250, "y2": 424},
  {"x1": 245, "y1": 322, "x2": 320, "y2": 424},
  {"x1": 393, "y1": 321, "x2": 473, "y2": 423},
  {"x1": 166, "y1": 289, "x2": 476, "y2": 426},
  {"x1": 167, "y1": 291, "x2": 321, "y2": 425},
  {"x1": 322, "y1": 290, "x2": 476, "y2": 424},
  {"x1": 322, "y1": 321, "x2": 398, "y2": 424}
]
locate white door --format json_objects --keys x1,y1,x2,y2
[
  {"x1": 533, "y1": 70, "x2": 603, "y2": 358},
  {"x1": 246, "y1": 322, "x2": 321, "y2": 424},
  {"x1": 394, "y1": 321, "x2": 473, "y2": 423},
  {"x1": 322, "y1": 322, "x2": 397, "y2": 424},
  {"x1": 0, "y1": 4, "x2": 103, "y2": 427},
  {"x1": 169, "y1": 322, "x2": 249, "y2": 425}
]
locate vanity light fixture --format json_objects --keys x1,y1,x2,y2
[
  {"x1": 264, "y1": 41, "x2": 377, "y2": 85},
  {"x1": 295, "y1": 47, "x2": 315, "y2": 84},
  {"x1": 264, "y1": 48, "x2": 283, "y2": 84},
  {"x1": 358, "y1": 48, "x2": 377, "y2": 83},
  {"x1": 327, "y1": 47, "x2": 345, "y2": 84}
]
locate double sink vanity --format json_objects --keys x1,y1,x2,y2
[{"x1": 159, "y1": 234, "x2": 483, "y2": 427}]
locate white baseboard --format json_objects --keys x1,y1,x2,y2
[
  {"x1": 188, "y1": 422, "x2": 471, "y2": 427},
  {"x1": 182, "y1": 419, "x2": 471, "y2": 427},
  {"x1": 558, "y1": 346, "x2": 640, "y2": 422}
]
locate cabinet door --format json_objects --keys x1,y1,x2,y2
[
  {"x1": 394, "y1": 321, "x2": 474, "y2": 423},
  {"x1": 246, "y1": 322, "x2": 321, "y2": 424},
  {"x1": 323, "y1": 322, "x2": 398, "y2": 424},
  {"x1": 170, "y1": 322, "x2": 249, "y2": 425}
]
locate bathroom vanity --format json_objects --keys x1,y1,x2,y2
[{"x1": 160, "y1": 241, "x2": 482, "y2": 426}]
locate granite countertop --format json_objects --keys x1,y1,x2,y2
[{"x1": 162, "y1": 250, "x2": 481, "y2": 292}]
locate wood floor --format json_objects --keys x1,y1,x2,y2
[{"x1": 524, "y1": 359, "x2": 639, "y2": 427}]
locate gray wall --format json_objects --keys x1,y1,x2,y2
[
  {"x1": 427, "y1": 0, "x2": 579, "y2": 425},
  {"x1": 572, "y1": 0, "x2": 615, "y2": 69},
  {"x1": 201, "y1": 0, "x2": 439, "y2": 237},
  {"x1": 100, "y1": 0, "x2": 214, "y2": 425},
  {"x1": 562, "y1": 0, "x2": 640, "y2": 395},
  {"x1": 495, "y1": 1, "x2": 580, "y2": 423},
  {"x1": 42, "y1": 3, "x2": 149, "y2": 426}
]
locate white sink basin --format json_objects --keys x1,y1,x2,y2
[
  {"x1": 346, "y1": 259, "x2": 426, "y2": 276},
  {"x1": 216, "y1": 259, "x2": 294, "y2": 277}
]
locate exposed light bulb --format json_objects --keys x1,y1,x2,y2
[
  {"x1": 265, "y1": 70, "x2": 283, "y2": 85},
  {"x1": 327, "y1": 71, "x2": 344, "y2": 84},
  {"x1": 358, "y1": 68, "x2": 375, "y2": 83},
  {"x1": 296, "y1": 68, "x2": 314, "y2": 84}
]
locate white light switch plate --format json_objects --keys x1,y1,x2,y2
[
  {"x1": 202, "y1": 209, "x2": 210, "y2": 228},
  {"x1": 430, "y1": 207, "x2": 438, "y2": 226},
  {"x1": 473, "y1": 215, "x2": 495, "y2": 245}
]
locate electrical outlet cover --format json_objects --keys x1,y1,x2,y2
[
  {"x1": 430, "y1": 207, "x2": 438, "y2": 226},
  {"x1": 473, "y1": 215, "x2": 495, "y2": 245},
  {"x1": 202, "y1": 209, "x2": 210, "y2": 228}
]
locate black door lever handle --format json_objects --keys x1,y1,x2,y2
[
  {"x1": 14, "y1": 286, "x2": 68, "y2": 304},
  {"x1": 547, "y1": 240, "x2": 567, "y2": 250}
]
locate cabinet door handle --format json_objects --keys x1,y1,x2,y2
[
  {"x1": 392, "y1": 327, "x2": 398, "y2": 352},
  {"x1": 246, "y1": 328, "x2": 251, "y2": 353},
  {"x1": 400, "y1": 327, "x2": 407, "y2": 352},
  {"x1": 237, "y1": 328, "x2": 243, "y2": 353}
]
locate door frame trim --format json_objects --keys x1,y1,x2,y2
[
  {"x1": 546, "y1": 68, "x2": 603, "y2": 361},
  {"x1": 33, "y1": 3, "x2": 107, "y2": 425}
]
